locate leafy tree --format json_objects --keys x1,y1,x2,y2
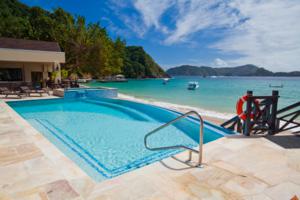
[
  {"x1": 28, "y1": 7, "x2": 54, "y2": 40},
  {"x1": 51, "y1": 8, "x2": 74, "y2": 51},
  {"x1": 111, "y1": 37, "x2": 126, "y2": 75},
  {"x1": 65, "y1": 16, "x2": 89, "y2": 74}
]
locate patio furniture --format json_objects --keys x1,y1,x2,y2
[
  {"x1": 0, "y1": 87, "x2": 22, "y2": 98},
  {"x1": 20, "y1": 86, "x2": 49, "y2": 97}
]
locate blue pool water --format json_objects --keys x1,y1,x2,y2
[{"x1": 8, "y1": 97, "x2": 231, "y2": 181}]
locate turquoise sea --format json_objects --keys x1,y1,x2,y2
[{"x1": 87, "y1": 76, "x2": 300, "y2": 115}]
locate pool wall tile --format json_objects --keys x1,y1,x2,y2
[
  {"x1": 86, "y1": 88, "x2": 118, "y2": 99},
  {"x1": 64, "y1": 88, "x2": 118, "y2": 99}
]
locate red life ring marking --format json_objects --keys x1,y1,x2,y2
[{"x1": 236, "y1": 95, "x2": 260, "y2": 121}]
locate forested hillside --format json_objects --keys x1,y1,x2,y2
[
  {"x1": 167, "y1": 65, "x2": 300, "y2": 77},
  {"x1": 0, "y1": 0, "x2": 167, "y2": 78},
  {"x1": 124, "y1": 46, "x2": 166, "y2": 78}
]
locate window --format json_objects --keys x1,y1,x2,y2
[{"x1": 0, "y1": 68, "x2": 23, "y2": 81}]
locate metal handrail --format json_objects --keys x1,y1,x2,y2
[{"x1": 144, "y1": 110, "x2": 204, "y2": 167}]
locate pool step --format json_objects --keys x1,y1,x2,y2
[{"x1": 83, "y1": 99, "x2": 155, "y2": 122}]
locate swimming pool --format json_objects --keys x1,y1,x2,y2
[{"x1": 8, "y1": 97, "x2": 232, "y2": 181}]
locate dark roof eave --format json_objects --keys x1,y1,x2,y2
[{"x1": 0, "y1": 37, "x2": 62, "y2": 52}]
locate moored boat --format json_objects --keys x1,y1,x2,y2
[
  {"x1": 187, "y1": 81, "x2": 199, "y2": 90},
  {"x1": 269, "y1": 84, "x2": 283, "y2": 88},
  {"x1": 162, "y1": 78, "x2": 170, "y2": 85},
  {"x1": 77, "y1": 78, "x2": 92, "y2": 83}
]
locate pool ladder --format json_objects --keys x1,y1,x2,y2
[{"x1": 144, "y1": 110, "x2": 204, "y2": 167}]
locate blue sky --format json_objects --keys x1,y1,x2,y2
[{"x1": 21, "y1": 0, "x2": 300, "y2": 71}]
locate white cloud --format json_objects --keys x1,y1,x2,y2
[
  {"x1": 122, "y1": 14, "x2": 148, "y2": 38},
  {"x1": 213, "y1": 58, "x2": 228, "y2": 67},
  {"x1": 111, "y1": 0, "x2": 300, "y2": 71},
  {"x1": 212, "y1": 0, "x2": 300, "y2": 71},
  {"x1": 133, "y1": 0, "x2": 175, "y2": 33},
  {"x1": 164, "y1": 0, "x2": 240, "y2": 44}
]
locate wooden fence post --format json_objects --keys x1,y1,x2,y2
[
  {"x1": 243, "y1": 90, "x2": 253, "y2": 136},
  {"x1": 269, "y1": 90, "x2": 279, "y2": 135}
]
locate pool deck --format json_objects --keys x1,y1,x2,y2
[{"x1": 1, "y1": 97, "x2": 300, "y2": 200}]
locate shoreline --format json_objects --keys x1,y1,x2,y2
[
  {"x1": 117, "y1": 93, "x2": 235, "y2": 125},
  {"x1": 117, "y1": 93, "x2": 300, "y2": 131},
  {"x1": 82, "y1": 83, "x2": 235, "y2": 125}
]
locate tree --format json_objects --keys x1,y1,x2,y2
[
  {"x1": 51, "y1": 8, "x2": 74, "y2": 51},
  {"x1": 28, "y1": 7, "x2": 54, "y2": 40},
  {"x1": 65, "y1": 16, "x2": 89, "y2": 75},
  {"x1": 124, "y1": 46, "x2": 167, "y2": 78},
  {"x1": 110, "y1": 37, "x2": 126, "y2": 75}
]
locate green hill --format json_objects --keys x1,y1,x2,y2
[
  {"x1": 124, "y1": 46, "x2": 167, "y2": 78},
  {"x1": 166, "y1": 64, "x2": 299, "y2": 77}
]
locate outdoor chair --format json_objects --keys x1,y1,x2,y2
[
  {"x1": 20, "y1": 86, "x2": 49, "y2": 97},
  {"x1": 0, "y1": 87, "x2": 22, "y2": 98}
]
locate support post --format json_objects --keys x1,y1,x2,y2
[
  {"x1": 53, "y1": 62, "x2": 61, "y2": 84},
  {"x1": 237, "y1": 119, "x2": 242, "y2": 133},
  {"x1": 269, "y1": 90, "x2": 279, "y2": 135},
  {"x1": 243, "y1": 91, "x2": 253, "y2": 136}
]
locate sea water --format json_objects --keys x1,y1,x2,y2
[{"x1": 87, "y1": 76, "x2": 300, "y2": 114}]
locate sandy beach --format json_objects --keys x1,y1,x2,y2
[{"x1": 118, "y1": 93, "x2": 234, "y2": 125}]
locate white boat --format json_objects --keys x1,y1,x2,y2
[
  {"x1": 77, "y1": 79, "x2": 90, "y2": 83},
  {"x1": 187, "y1": 81, "x2": 199, "y2": 90},
  {"x1": 162, "y1": 78, "x2": 170, "y2": 85},
  {"x1": 269, "y1": 84, "x2": 283, "y2": 88}
]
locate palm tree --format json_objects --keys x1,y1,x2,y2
[{"x1": 66, "y1": 16, "x2": 89, "y2": 75}]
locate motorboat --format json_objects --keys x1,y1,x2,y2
[
  {"x1": 77, "y1": 78, "x2": 91, "y2": 83},
  {"x1": 162, "y1": 78, "x2": 170, "y2": 85},
  {"x1": 269, "y1": 84, "x2": 283, "y2": 88},
  {"x1": 187, "y1": 81, "x2": 199, "y2": 90}
]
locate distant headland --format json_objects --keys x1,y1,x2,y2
[{"x1": 166, "y1": 64, "x2": 300, "y2": 77}]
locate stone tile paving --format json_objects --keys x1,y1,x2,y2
[{"x1": 0, "y1": 99, "x2": 300, "y2": 200}]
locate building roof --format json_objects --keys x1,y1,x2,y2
[{"x1": 0, "y1": 37, "x2": 62, "y2": 52}]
